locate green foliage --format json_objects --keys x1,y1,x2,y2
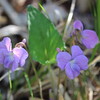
[
  {"x1": 0, "y1": 93, "x2": 2, "y2": 100},
  {"x1": 96, "y1": 0, "x2": 100, "y2": 39},
  {"x1": 89, "y1": 1, "x2": 100, "y2": 63},
  {"x1": 27, "y1": 5, "x2": 64, "y2": 64}
]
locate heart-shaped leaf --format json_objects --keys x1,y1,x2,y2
[{"x1": 27, "y1": 5, "x2": 64, "y2": 64}]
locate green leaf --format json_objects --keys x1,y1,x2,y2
[
  {"x1": 27, "y1": 5, "x2": 64, "y2": 64},
  {"x1": 89, "y1": 0, "x2": 100, "y2": 63},
  {"x1": 97, "y1": 0, "x2": 100, "y2": 39}
]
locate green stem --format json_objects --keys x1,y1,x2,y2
[
  {"x1": 25, "y1": 46, "x2": 43, "y2": 99},
  {"x1": 29, "y1": 56, "x2": 43, "y2": 99},
  {"x1": 8, "y1": 71, "x2": 12, "y2": 90},
  {"x1": 24, "y1": 72, "x2": 34, "y2": 99},
  {"x1": 89, "y1": 45, "x2": 98, "y2": 63}
]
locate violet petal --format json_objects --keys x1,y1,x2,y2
[
  {"x1": 0, "y1": 50, "x2": 4, "y2": 64},
  {"x1": 0, "y1": 42, "x2": 6, "y2": 49},
  {"x1": 0, "y1": 49, "x2": 8, "y2": 64},
  {"x1": 71, "y1": 45, "x2": 83, "y2": 58},
  {"x1": 74, "y1": 55, "x2": 88, "y2": 70},
  {"x1": 73, "y1": 20, "x2": 83, "y2": 31},
  {"x1": 65, "y1": 62, "x2": 80, "y2": 79},
  {"x1": 4, "y1": 55, "x2": 14, "y2": 68},
  {"x1": 13, "y1": 47, "x2": 28, "y2": 67},
  {"x1": 11, "y1": 55, "x2": 19, "y2": 71},
  {"x1": 56, "y1": 52, "x2": 71, "y2": 70},
  {"x1": 2, "y1": 37, "x2": 12, "y2": 51},
  {"x1": 81, "y1": 30, "x2": 99, "y2": 49}
]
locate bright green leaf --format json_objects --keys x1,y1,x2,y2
[{"x1": 27, "y1": 5, "x2": 64, "y2": 64}]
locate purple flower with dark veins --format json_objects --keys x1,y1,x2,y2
[
  {"x1": 56, "y1": 45, "x2": 88, "y2": 79},
  {"x1": 0, "y1": 37, "x2": 28, "y2": 71},
  {"x1": 73, "y1": 20, "x2": 99, "y2": 49}
]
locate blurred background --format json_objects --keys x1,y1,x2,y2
[{"x1": 0, "y1": 0, "x2": 100, "y2": 100}]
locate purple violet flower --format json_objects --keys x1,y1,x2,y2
[
  {"x1": 56, "y1": 45, "x2": 88, "y2": 79},
  {"x1": 73, "y1": 20, "x2": 99, "y2": 49},
  {"x1": 0, "y1": 37, "x2": 28, "y2": 71}
]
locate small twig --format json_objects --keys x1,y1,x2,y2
[
  {"x1": 39, "y1": 79, "x2": 43, "y2": 99},
  {"x1": 57, "y1": 69, "x2": 61, "y2": 90},
  {"x1": 89, "y1": 87, "x2": 93, "y2": 100},
  {"x1": 64, "y1": 76, "x2": 67, "y2": 98},
  {"x1": 63, "y1": 0, "x2": 76, "y2": 40},
  {"x1": 89, "y1": 55, "x2": 100, "y2": 68},
  {"x1": 57, "y1": 69, "x2": 61, "y2": 99},
  {"x1": 47, "y1": 65, "x2": 58, "y2": 99}
]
